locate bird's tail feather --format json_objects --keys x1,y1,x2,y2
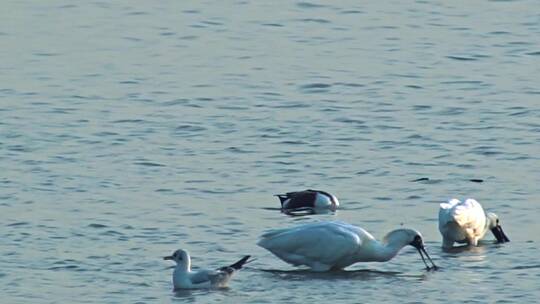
[{"x1": 228, "y1": 255, "x2": 252, "y2": 270}]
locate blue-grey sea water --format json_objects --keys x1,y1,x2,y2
[{"x1": 1, "y1": 1, "x2": 539, "y2": 303}]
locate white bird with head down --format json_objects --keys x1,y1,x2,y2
[
  {"x1": 257, "y1": 221, "x2": 437, "y2": 272},
  {"x1": 275, "y1": 189, "x2": 339, "y2": 214},
  {"x1": 439, "y1": 198, "x2": 509, "y2": 249},
  {"x1": 163, "y1": 249, "x2": 251, "y2": 290}
]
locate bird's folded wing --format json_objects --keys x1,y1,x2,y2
[
  {"x1": 259, "y1": 222, "x2": 361, "y2": 265},
  {"x1": 439, "y1": 201, "x2": 457, "y2": 225},
  {"x1": 439, "y1": 198, "x2": 461, "y2": 211},
  {"x1": 452, "y1": 199, "x2": 484, "y2": 227},
  {"x1": 284, "y1": 191, "x2": 317, "y2": 209},
  {"x1": 189, "y1": 270, "x2": 214, "y2": 284},
  {"x1": 439, "y1": 199, "x2": 481, "y2": 226}
]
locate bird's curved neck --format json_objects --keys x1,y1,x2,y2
[
  {"x1": 362, "y1": 238, "x2": 410, "y2": 262},
  {"x1": 485, "y1": 212, "x2": 495, "y2": 230}
]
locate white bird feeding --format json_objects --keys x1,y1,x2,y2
[
  {"x1": 257, "y1": 221, "x2": 437, "y2": 271},
  {"x1": 163, "y1": 249, "x2": 251, "y2": 290},
  {"x1": 438, "y1": 198, "x2": 510, "y2": 249},
  {"x1": 275, "y1": 189, "x2": 339, "y2": 214}
]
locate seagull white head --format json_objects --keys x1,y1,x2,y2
[
  {"x1": 486, "y1": 212, "x2": 510, "y2": 243},
  {"x1": 164, "y1": 249, "x2": 191, "y2": 271}
]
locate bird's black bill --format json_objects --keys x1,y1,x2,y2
[
  {"x1": 163, "y1": 256, "x2": 173, "y2": 260},
  {"x1": 410, "y1": 236, "x2": 438, "y2": 271},
  {"x1": 491, "y1": 225, "x2": 510, "y2": 243},
  {"x1": 416, "y1": 247, "x2": 438, "y2": 271}
]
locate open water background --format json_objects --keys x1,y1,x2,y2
[{"x1": 1, "y1": 1, "x2": 539, "y2": 303}]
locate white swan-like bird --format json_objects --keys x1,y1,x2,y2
[
  {"x1": 257, "y1": 221, "x2": 437, "y2": 272},
  {"x1": 438, "y1": 198, "x2": 509, "y2": 249},
  {"x1": 163, "y1": 249, "x2": 251, "y2": 290}
]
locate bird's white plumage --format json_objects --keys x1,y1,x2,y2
[
  {"x1": 258, "y1": 222, "x2": 364, "y2": 271},
  {"x1": 438, "y1": 198, "x2": 499, "y2": 248},
  {"x1": 175, "y1": 267, "x2": 227, "y2": 289},
  {"x1": 164, "y1": 249, "x2": 248, "y2": 290},
  {"x1": 258, "y1": 221, "x2": 432, "y2": 271}
]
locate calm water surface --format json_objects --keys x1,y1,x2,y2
[{"x1": 1, "y1": 1, "x2": 539, "y2": 303}]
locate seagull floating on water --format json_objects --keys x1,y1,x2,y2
[
  {"x1": 439, "y1": 198, "x2": 509, "y2": 249},
  {"x1": 275, "y1": 189, "x2": 339, "y2": 214},
  {"x1": 163, "y1": 249, "x2": 251, "y2": 290},
  {"x1": 257, "y1": 221, "x2": 437, "y2": 272}
]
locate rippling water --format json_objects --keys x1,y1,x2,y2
[{"x1": 1, "y1": 1, "x2": 539, "y2": 303}]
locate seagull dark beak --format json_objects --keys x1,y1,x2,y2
[
  {"x1": 491, "y1": 225, "x2": 510, "y2": 243},
  {"x1": 163, "y1": 256, "x2": 173, "y2": 260}
]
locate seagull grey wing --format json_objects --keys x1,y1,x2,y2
[
  {"x1": 189, "y1": 269, "x2": 232, "y2": 288},
  {"x1": 188, "y1": 270, "x2": 213, "y2": 285},
  {"x1": 207, "y1": 270, "x2": 232, "y2": 287}
]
